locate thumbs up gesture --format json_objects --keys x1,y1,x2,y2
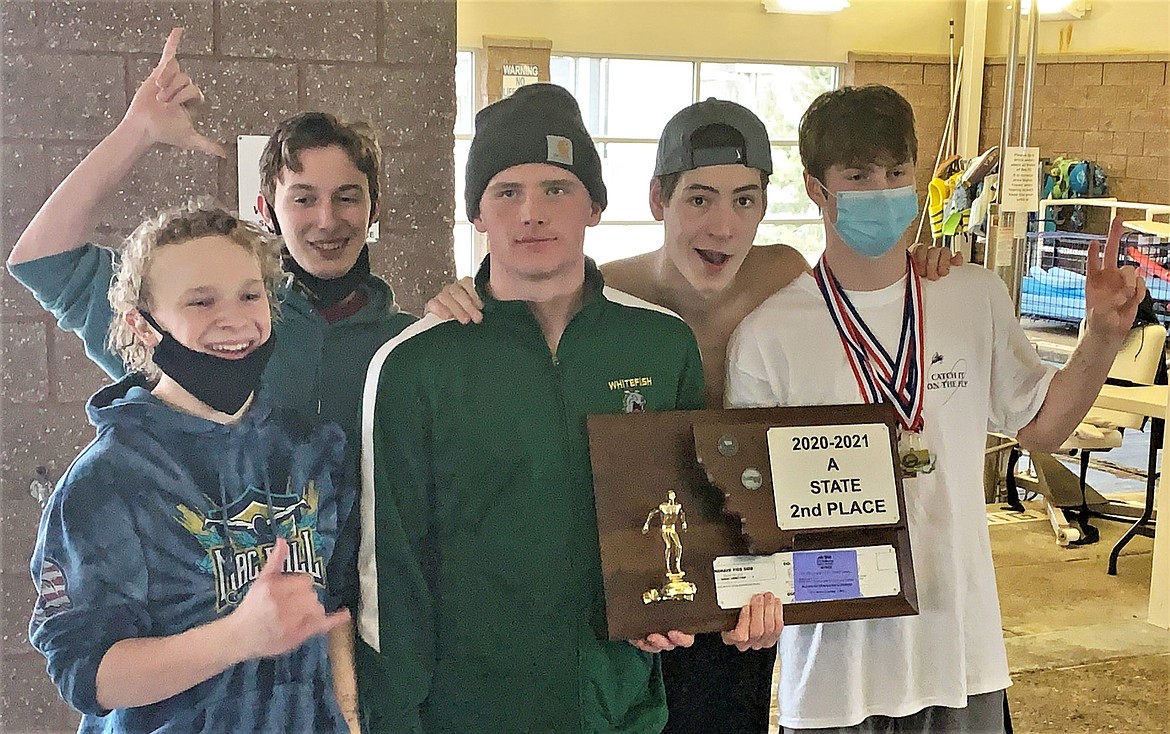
[{"x1": 228, "y1": 537, "x2": 351, "y2": 660}]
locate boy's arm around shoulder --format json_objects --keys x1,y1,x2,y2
[{"x1": 747, "y1": 243, "x2": 809, "y2": 294}]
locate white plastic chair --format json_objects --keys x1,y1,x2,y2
[{"x1": 1005, "y1": 322, "x2": 1166, "y2": 559}]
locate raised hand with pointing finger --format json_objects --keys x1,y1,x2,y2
[{"x1": 124, "y1": 27, "x2": 226, "y2": 158}]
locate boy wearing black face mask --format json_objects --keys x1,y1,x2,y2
[
  {"x1": 28, "y1": 200, "x2": 360, "y2": 732},
  {"x1": 725, "y1": 85, "x2": 1146, "y2": 734},
  {"x1": 6, "y1": 28, "x2": 416, "y2": 460}
]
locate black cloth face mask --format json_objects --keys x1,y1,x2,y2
[
  {"x1": 283, "y1": 244, "x2": 371, "y2": 309},
  {"x1": 139, "y1": 311, "x2": 276, "y2": 415}
]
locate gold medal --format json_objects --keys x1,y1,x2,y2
[
  {"x1": 815, "y1": 255, "x2": 930, "y2": 475},
  {"x1": 898, "y1": 429, "x2": 936, "y2": 478}
]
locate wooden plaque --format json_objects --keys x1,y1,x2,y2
[{"x1": 588, "y1": 404, "x2": 918, "y2": 641}]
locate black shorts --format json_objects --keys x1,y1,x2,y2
[{"x1": 661, "y1": 631, "x2": 777, "y2": 734}]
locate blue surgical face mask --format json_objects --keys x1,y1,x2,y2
[{"x1": 822, "y1": 183, "x2": 919, "y2": 258}]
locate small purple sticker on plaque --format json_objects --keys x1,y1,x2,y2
[{"x1": 793, "y1": 549, "x2": 861, "y2": 603}]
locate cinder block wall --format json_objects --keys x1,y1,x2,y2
[
  {"x1": 981, "y1": 55, "x2": 1170, "y2": 208},
  {"x1": 849, "y1": 52, "x2": 1169, "y2": 241},
  {"x1": 0, "y1": 2, "x2": 454, "y2": 730}
]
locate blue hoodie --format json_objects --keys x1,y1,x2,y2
[{"x1": 29, "y1": 375, "x2": 355, "y2": 733}]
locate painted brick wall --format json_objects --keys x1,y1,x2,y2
[
  {"x1": 981, "y1": 55, "x2": 1170, "y2": 210},
  {"x1": 0, "y1": 2, "x2": 454, "y2": 730}
]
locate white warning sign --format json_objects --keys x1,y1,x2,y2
[{"x1": 502, "y1": 62, "x2": 539, "y2": 98}]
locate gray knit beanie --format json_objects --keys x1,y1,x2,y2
[{"x1": 465, "y1": 83, "x2": 607, "y2": 221}]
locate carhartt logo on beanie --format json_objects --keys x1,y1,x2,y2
[{"x1": 465, "y1": 83, "x2": 607, "y2": 221}]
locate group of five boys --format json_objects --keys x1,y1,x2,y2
[{"x1": 8, "y1": 27, "x2": 1143, "y2": 734}]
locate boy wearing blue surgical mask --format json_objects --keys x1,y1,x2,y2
[{"x1": 726, "y1": 85, "x2": 1146, "y2": 734}]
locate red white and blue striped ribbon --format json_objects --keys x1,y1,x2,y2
[{"x1": 812, "y1": 254, "x2": 925, "y2": 433}]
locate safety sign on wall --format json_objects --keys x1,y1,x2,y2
[
  {"x1": 1000, "y1": 146, "x2": 1040, "y2": 214},
  {"x1": 501, "y1": 62, "x2": 539, "y2": 98}
]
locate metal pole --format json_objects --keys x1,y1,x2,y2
[
  {"x1": 914, "y1": 49, "x2": 964, "y2": 246},
  {"x1": 987, "y1": 0, "x2": 1024, "y2": 312},
  {"x1": 997, "y1": 0, "x2": 1022, "y2": 183},
  {"x1": 949, "y1": 18, "x2": 956, "y2": 157},
  {"x1": 1008, "y1": 0, "x2": 1042, "y2": 311},
  {"x1": 1020, "y1": 0, "x2": 1040, "y2": 147}
]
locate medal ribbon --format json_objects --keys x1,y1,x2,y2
[{"x1": 812, "y1": 254, "x2": 926, "y2": 432}]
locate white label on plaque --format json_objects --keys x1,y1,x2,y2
[
  {"x1": 713, "y1": 545, "x2": 901, "y2": 609},
  {"x1": 766, "y1": 424, "x2": 900, "y2": 530},
  {"x1": 712, "y1": 555, "x2": 784, "y2": 606}
]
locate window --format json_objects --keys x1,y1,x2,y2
[
  {"x1": 454, "y1": 50, "x2": 476, "y2": 277},
  {"x1": 549, "y1": 57, "x2": 696, "y2": 265},
  {"x1": 452, "y1": 51, "x2": 838, "y2": 276}
]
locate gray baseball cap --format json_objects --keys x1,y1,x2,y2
[{"x1": 654, "y1": 98, "x2": 773, "y2": 177}]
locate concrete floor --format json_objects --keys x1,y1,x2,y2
[
  {"x1": 767, "y1": 502, "x2": 1170, "y2": 733},
  {"x1": 994, "y1": 500, "x2": 1168, "y2": 733},
  {"x1": 964, "y1": 321, "x2": 1166, "y2": 732}
]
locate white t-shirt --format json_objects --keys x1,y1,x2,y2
[{"x1": 725, "y1": 265, "x2": 1056, "y2": 729}]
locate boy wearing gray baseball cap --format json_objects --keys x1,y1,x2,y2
[{"x1": 629, "y1": 98, "x2": 789, "y2": 734}]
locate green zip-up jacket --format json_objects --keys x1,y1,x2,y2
[
  {"x1": 357, "y1": 257, "x2": 706, "y2": 733},
  {"x1": 7, "y1": 244, "x2": 416, "y2": 456}
]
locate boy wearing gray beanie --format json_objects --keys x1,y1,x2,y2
[
  {"x1": 464, "y1": 83, "x2": 607, "y2": 221},
  {"x1": 358, "y1": 83, "x2": 705, "y2": 733}
]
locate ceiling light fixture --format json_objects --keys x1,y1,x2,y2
[
  {"x1": 1029, "y1": 0, "x2": 1091, "y2": 20},
  {"x1": 762, "y1": 0, "x2": 851, "y2": 15}
]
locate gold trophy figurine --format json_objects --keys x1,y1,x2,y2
[{"x1": 641, "y1": 490, "x2": 698, "y2": 604}]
